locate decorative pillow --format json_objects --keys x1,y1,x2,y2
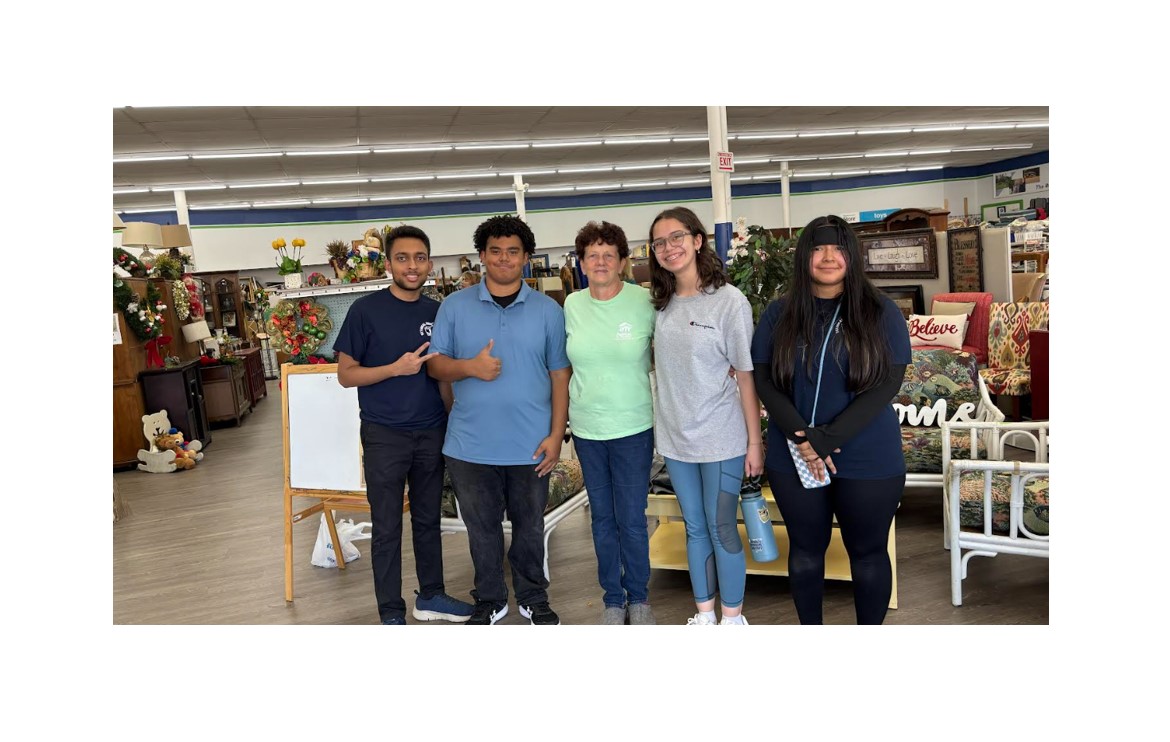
[
  {"x1": 908, "y1": 314, "x2": 969, "y2": 350},
  {"x1": 931, "y1": 300, "x2": 977, "y2": 319}
]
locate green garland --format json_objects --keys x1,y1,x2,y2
[
  {"x1": 113, "y1": 247, "x2": 148, "y2": 277},
  {"x1": 113, "y1": 276, "x2": 166, "y2": 341},
  {"x1": 171, "y1": 280, "x2": 191, "y2": 320}
]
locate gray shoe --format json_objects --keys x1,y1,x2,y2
[
  {"x1": 601, "y1": 606, "x2": 627, "y2": 625},
  {"x1": 628, "y1": 602, "x2": 656, "y2": 625}
]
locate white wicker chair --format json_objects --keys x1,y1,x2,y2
[{"x1": 941, "y1": 420, "x2": 1049, "y2": 606}]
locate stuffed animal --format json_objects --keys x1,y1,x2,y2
[
  {"x1": 141, "y1": 411, "x2": 172, "y2": 453},
  {"x1": 154, "y1": 429, "x2": 203, "y2": 470},
  {"x1": 362, "y1": 228, "x2": 383, "y2": 252}
]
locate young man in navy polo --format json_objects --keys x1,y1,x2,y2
[
  {"x1": 428, "y1": 215, "x2": 571, "y2": 625},
  {"x1": 335, "y1": 225, "x2": 474, "y2": 625}
]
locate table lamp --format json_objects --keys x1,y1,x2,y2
[
  {"x1": 121, "y1": 221, "x2": 164, "y2": 270},
  {"x1": 114, "y1": 211, "x2": 126, "y2": 230},
  {"x1": 161, "y1": 224, "x2": 194, "y2": 268},
  {"x1": 181, "y1": 319, "x2": 213, "y2": 355}
]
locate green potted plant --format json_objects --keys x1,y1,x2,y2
[
  {"x1": 725, "y1": 217, "x2": 797, "y2": 323},
  {"x1": 273, "y1": 237, "x2": 305, "y2": 287}
]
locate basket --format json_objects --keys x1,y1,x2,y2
[{"x1": 352, "y1": 262, "x2": 384, "y2": 282}]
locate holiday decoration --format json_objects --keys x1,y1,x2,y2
[
  {"x1": 113, "y1": 247, "x2": 148, "y2": 277},
  {"x1": 172, "y1": 280, "x2": 191, "y2": 320},
  {"x1": 113, "y1": 276, "x2": 167, "y2": 342},
  {"x1": 182, "y1": 275, "x2": 205, "y2": 319},
  {"x1": 266, "y1": 299, "x2": 333, "y2": 358}
]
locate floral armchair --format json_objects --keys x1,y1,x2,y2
[{"x1": 980, "y1": 301, "x2": 1050, "y2": 398}]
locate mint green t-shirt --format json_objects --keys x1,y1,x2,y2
[{"x1": 564, "y1": 283, "x2": 656, "y2": 440}]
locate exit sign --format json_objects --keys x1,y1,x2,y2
[{"x1": 717, "y1": 152, "x2": 734, "y2": 172}]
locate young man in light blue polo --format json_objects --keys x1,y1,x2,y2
[{"x1": 428, "y1": 215, "x2": 571, "y2": 625}]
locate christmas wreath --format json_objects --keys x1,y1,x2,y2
[
  {"x1": 266, "y1": 299, "x2": 333, "y2": 357},
  {"x1": 113, "y1": 247, "x2": 148, "y2": 277},
  {"x1": 114, "y1": 276, "x2": 167, "y2": 341},
  {"x1": 171, "y1": 279, "x2": 191, "y2": 320}
]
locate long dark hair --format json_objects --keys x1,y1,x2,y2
[
  {"x1": 771, "y1": 214, "x2": 890, "y2": 393},
  {"x1": 648, "y1": 206, "x2": 727, "y2": 311}
]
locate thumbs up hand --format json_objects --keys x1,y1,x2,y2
[{"x1": 470, "y1": 338, "x2": 502, "y2": 381}]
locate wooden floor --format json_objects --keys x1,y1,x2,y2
[{"x1": 113, "y1": 379, "x2": 1048, "y2": 625}]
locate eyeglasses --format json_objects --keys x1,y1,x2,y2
[
  {"x1": 650, "y1": 230, "x2": 691, "y2": 253},
  {"x1": 584, "y1": 252, "x2": 619, "y2": 264}
]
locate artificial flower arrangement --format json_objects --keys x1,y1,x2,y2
[
  {"x1": 725, "y1": 216, "x2": 797, "y2": 323},
  {"x1": 266, "y1": 299, "x2": 334, "y2": 359},
  {"x1": 273, "y1": 237, "x2": 305, "y2": 275},
  {"x1": 344, "y1": 228, "x2": 386, "y2": 282}
]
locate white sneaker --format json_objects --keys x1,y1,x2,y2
[
  {"x1": 686, "y1": 613, "x2": 716, "y2": 625},
  {"x1": 720, "y1": 615, "x2": 749, "y2": 625}
]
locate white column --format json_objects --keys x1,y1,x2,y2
[
  {"x1": 706, "y1": 106, "x2": 732, "y2": 263},
  {"x1": 780, "y1": 160, "x2": 791, "y2": 229},
  {"x1": 513, "y1": 174, "x2": 528, "y2": 221},
  {"x1": 173, "y1": 189, "x2": 191, "y2": 225}
]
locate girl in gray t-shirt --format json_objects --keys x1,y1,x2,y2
[{"x1": 647, "y1": 206, "x2": 764, "y2": 627}]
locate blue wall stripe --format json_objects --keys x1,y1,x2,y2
[{"x1": 121, "y1": 151, "x2": 1048, "y2": 228}]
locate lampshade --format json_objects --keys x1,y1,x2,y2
[
  {"x1": 161, "y1": 224, "x2": 193, "y2": 248},
  {"x1": 181, "y1": 319, "x2": 213, "y2": 343},
  {"x1": 114, "y1": 211, "x2": 126, "y2": 230},
  {"x1": 120, "y1": 221, "x2": 164, "y2": 248}
]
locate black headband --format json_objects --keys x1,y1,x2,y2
[{"x1": 812, "y1": 224, "x2": 842, "y2": 246}]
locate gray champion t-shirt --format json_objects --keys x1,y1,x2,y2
[{"x1": 652, "y1": 283, "x2": 755, "y2": 463}]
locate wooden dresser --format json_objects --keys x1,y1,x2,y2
[
  {"x1": 139, "y1": 360, "x2": 212, "y2": 448},
  {"x1": 236, "y1": 347, "x2": 268, "y2": 408},
  {"x1": 200, "y1": 361, "x2": 251, "y2": 426}
]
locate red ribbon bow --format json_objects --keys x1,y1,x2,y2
[{"x1": 144, "y1": 334, "x2": 173, "y2": 368}]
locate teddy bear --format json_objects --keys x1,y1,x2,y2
[{"x1": 154, "y1": 430, "x2": 202, "y2": 470}]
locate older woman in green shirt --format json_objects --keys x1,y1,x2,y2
[{"x1": 564, "y1": 221, "x2": 657, "y2": 625}]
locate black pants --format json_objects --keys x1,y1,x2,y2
[
  {"x1": 768, "y1": 467, "x2": 905, "y2": 625},
  {"x1": 360, "y1": 420, "x2": 448, "y2": 622},
  {"x1": 444, "y1": 456, "x2": 550, "y2": 606}
]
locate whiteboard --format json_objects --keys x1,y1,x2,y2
[{"x1": 287, "y1": 371, "x2": 364, "y2": 491}]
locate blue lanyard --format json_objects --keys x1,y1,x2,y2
[{"x1": 809, "y1": 302, "x2": 841, "y2": 427}]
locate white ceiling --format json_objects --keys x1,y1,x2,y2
[{"x1": 112, "y1": 106, "x2": 1049, "y2": 213}]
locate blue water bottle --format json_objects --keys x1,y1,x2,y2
[{"x1": 741, "y1": 487, "x2": 779, "y2": 563}]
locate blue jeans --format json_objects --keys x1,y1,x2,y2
[
  {"x1": 444, "y1": 456, "x2": 550, "y2": 606},
  {"x1": 360, "y1": 421, "x2": 448, "y2": 623},
  {"x1": 574, "y1": 429, "x2": 654, "y2": 608},
  {"x1": 664, "y1": 456, "x2": 746, "y2": 608}
]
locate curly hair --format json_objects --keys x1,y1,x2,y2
[
  {"x1": 384, "y1": 224, "x2": 431, "y2": 254},
  {"x1": 574, "y1": 221, "x2": 629, "y2": 261},
  {"x1": 770, "y1": 214, "x2": 891, "y2": 393},
  {"x1": 473, "y1": 214, "x2": 535, "y2": 255},
  {"x1": 647, "y1": 206, "x2": 727, "y2": 311}
]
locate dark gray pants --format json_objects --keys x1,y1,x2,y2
[{"x1": 444, "y1": 456, "x2": 550, "y2": 606}]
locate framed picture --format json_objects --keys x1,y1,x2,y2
[
  {"x1": 529, "y1": 254, "x2": 550, "y2": 270},
  {"x1": 879, "y1": 285, "x2": 924, "y2": 320},
  {"x1": 222, "y1": 311, "x2": 237, "y2": 328},
  {"x1": 980, "y1": 199, "x2": 1023, "y2": 223},
  {"x1": 947, "y1": 226, "x2": 984, "y2": 293},
  {"x1": 860, "y1": 229, "x2": 938, "y2": 279}
]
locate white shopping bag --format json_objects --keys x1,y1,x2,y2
[{"x1": 310, "y1": 514, "x2": 372, "y2": 568}]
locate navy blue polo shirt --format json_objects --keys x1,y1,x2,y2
[
  {"x1": 430, "y1": 280, "x2": 570, "y2": 465},
  {"x1": 332, "y1": 289, "x2": 446, "y2": 430},
  {"x1": 750, "y1": 294, "x2": 911, "y2": 479}
]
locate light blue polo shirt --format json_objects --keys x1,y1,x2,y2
[{"x1": 430, "y1": 280, "x2": 570, "y2": 465}]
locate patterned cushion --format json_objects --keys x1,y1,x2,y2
[
  {"x1": 896, "y1": 349, "x2": 980, "y2": 412},
  {"x1": 902, "y1": 428, "x2": 973, "y2": 473},
  {"x1": 987, "y1": 301, "x2": 1050, "y2": 371},
  {"x1": 440, "y1": 459, "x2": 584, "y2": 519},
  {"x1": 980, "y1": 368, "x2": 1032, "y2": 396},
  {"x1": 957, "y1": 471, "x2": 1049, "y2": 536}
]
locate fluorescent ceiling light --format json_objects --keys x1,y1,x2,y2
[
  {"x1": 253, "y1": 199, "x2": 312, "y2": 207},
  {"x1": 531, "y1": 140, "x2": 602, "y2": 148},
  {"x1": 773, "y1": 155, "x2": 817, "y2": 162},
  {"x1": 730, "y1": 176, "x2": 755, "y2": 182},
  {"x1": 436, "y1": 172, "x2": 497, "y2": 179},
  {"x1": 558, "y1": 166, "x2": 613, "y2": 174},
  {"x1": 190, "y1": 203, "x2": 250, "y2": 210},
  {"x1": 993, "y1": 144, "x2": 1033, "y2": 150},
  {"x1": 370, "y1": 175, "x2": 435, "y2": 182},
  {"x1": 869, "y1": 168, "x2": 907, "y2": 174},
  {"x1": 1015, "y1": 122, "x2": 1049, "y2": 128},
  {"x1": 286, "y1": 149, "x2": 371, "y2": 157},
  {"x1": 625, "y1": 181, "x2": 666, "y2": 187},
  {"x1": 667, "y1": 161, "x2": 708, "y2": 168},
  {"x1": 229, "y1": 181, "x2": 300, "y2": 189},
  {"x1": 113, "y1": 188, "x2": 151, "y2": 194},
  {"x1": 575, "y1": 183, "x2": 621, "y2": 190},
  {"x1": 424, "y1": 191, "x2": 477, "y2": 198},
  {"x1": 817, "y1": 154, "x2": 862, "y2": 160},
  {"x1": 454, "y1": 143, "x2": 530, "y2": 150},
  {"x1": 121, "y1": 206, "x2": 172, "y2": 213},
  {"x1": 734, "y1": 158, "x2": 770, "y2": 165},
  {"x1": 866, "y1": 151, "x2": 909, "y2": 158},
  {"x1": 736, "y1": 133, "x2": 797, "y2": 140},
  {"x1": 671, "y1": 136, "x2": 709, "y2": 143},
  {"x1": 614, "y1": 163, "x2": 663, "y2": 171},
  {"x1": 476, "y1": 189, "x2": 516, "y2": 196},
  {"x1": 114, "y1": 155, "x2": 191, "y2": 163},
  {"x1": 667, "y1": 178, "x2": 709, "y2": 185},
  {"x1": 831, "y1": 170, "x2": 868, "y2": 176},
  {"x1": 312, "y1": 197, "x2": 369, "y2": 204},
  {"x1": 965, "y1": 123, "x2": 1015, "y2": 130},
  {"x1": 528, "y1": 186, "x2": 576, "y2": 193},
  {"x1": 799, "y1": 130, "x2": 856, "y2": 138},
  {"x1": 301, "y1": 178, "x2": 369, "y2": 185},
  {"x1": 793, "y1": 171, "x2": 832, "y2": 177},
  {"x1": 912, "y1": 125, "x2": 964, "y2": 133},
  {"x1": 513, "y1": 169, "x2": 557, "y2": 176},
  {"x1": 191, "y1": 152, "x2": 283, "y2": 160},
  {"x1": 909, "y1": 149, "x2": 952, "y2": 155},
  {"x1": 951, "y1": 146, "x2": 993, "y2": 152},
  {"x1": 857, "y1": 128, "x2": 912, "y2": 135},
  {"x1": 907, "y1": 165, "x2": 943, "y2": 171},
  {"x1": 604, "y1": 137, "x2": 671, "y2": 145},
  {"x1": 151, "y1": 184, "x2": 227, "y2": 191},
  {"x1": 369, "y1": 194, "x2": 418, "y2": 201},
  {"x1": 373, "y1": 145, "x2": 452, "y2": 153}
]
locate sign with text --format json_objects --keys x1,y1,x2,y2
[{"x1": 716, "y1": 152, "x2": 734, "y2": 172}]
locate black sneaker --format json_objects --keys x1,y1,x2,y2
[
  {"x1": 466, "y1": 600, "x2": 508, "y2": 625},
  {"x1": 519, "y1": 601, "x2": 560, "y2": 625}
]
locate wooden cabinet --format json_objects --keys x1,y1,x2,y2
[
  {"x1": 140, "y1": 360, "x2": 212, "y2": 448},
  {"x1": 236, "y1": 347, "x2": 267, "y2": 407},
  {"x1": 194, "y1": 271, "x2": 248, "y2": 343},
  {"x1": 200, "y1": 362, "x2": 251, "y2": 426},
  {"x1": 113, "y1": 277, "x2": 202, "y2": 469}
]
